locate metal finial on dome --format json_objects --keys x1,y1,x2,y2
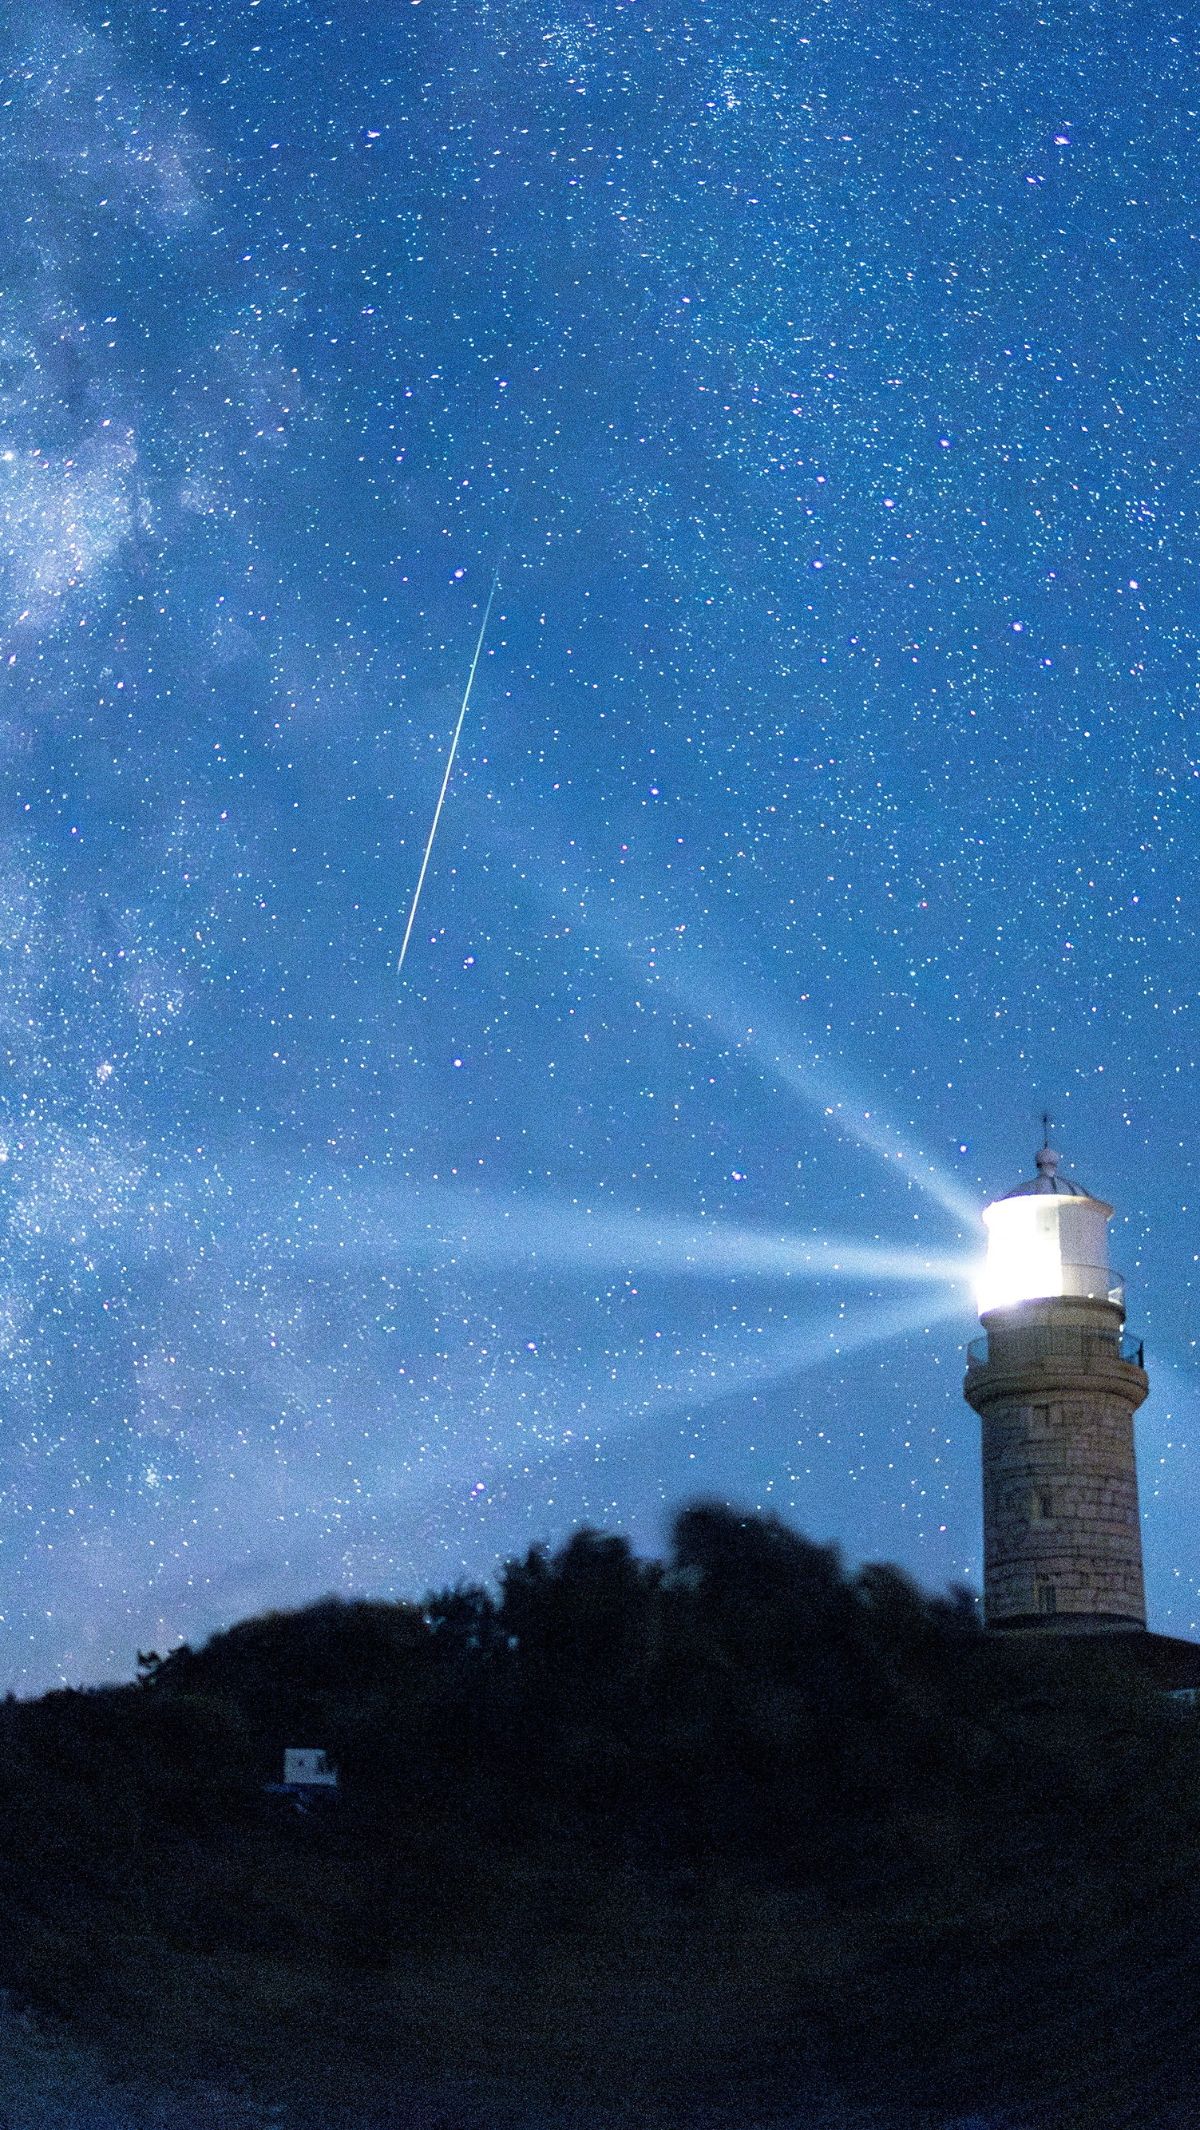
[{"x1": 999, "y1": 1135, "x2": 1092, "y2": 1200}]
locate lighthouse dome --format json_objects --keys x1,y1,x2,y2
[{"x1": 998, "y1": 1142, "x2": 1093, "y2": 1199}]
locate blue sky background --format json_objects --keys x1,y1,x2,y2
[{"x1": 1, "y1": 0, "x2": 1199, "y2": 1686}]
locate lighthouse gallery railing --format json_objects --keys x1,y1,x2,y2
[{"x1": 967, "y1": 1328, "x2": 1145, "y2": 1372}]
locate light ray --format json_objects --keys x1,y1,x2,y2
[
  {"x1": 289, "y1": 1179, "x2": 977, "y2": 1292},
  {"x1": 626, "y1": 935, "x2": 980, "y2": 1228},
  {"x1": 610, "y1": 1283, "x2": 969, "y2": 1436},
  {"x1": 733, "y1": 1023, "x2": 982, "y2": 1228},
  {"x1": 518, "y1": 859, "x2": 982, "y2": 1231},
  {"x1": 354, "y1": 1286, "x2": 968, "y2": 1548}
]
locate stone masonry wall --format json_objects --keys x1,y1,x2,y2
[{"x1": 979, "y1": 1391, "x2": 1145, "y2": 1625}]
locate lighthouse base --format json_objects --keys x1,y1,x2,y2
[
  {"x1": 985, "y1": 1623, "x2": 1200, "y2": 1690},
  {"x1": 987, "y1": 1610, "x2": 1146, "y2": 1636}
]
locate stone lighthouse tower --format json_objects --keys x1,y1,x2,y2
[{"x1": 963, "y1": 1137, "x2": 1148, "y2": 1634}]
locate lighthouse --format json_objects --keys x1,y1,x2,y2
[{"x1": 963, "y1": 1136, "x2": 1148, "y2": 1635}]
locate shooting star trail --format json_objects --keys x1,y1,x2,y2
[{"x1": 397, "y1": 569, "x2": 501, "y2": 976}]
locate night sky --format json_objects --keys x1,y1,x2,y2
[{"x1": 3, "y1": 0, "x2": 1200, "y2": 1690}]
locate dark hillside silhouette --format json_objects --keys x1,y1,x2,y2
[{"x1": 0, "y1": 1505, "x2": 1196, "y2": 2128}]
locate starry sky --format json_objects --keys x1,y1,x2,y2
[{"x1": 3, "y1": 0, "x2": 1200, "y2": 1689}]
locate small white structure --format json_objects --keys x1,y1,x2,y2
[{"x1": 282, "y1": 1747, "x2": 337, "y2": 1789}]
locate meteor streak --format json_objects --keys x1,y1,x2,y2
[{"x1": 397, "y1": 569, "x2": 500, "y2": 976}]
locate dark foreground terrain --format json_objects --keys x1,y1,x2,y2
[{"x1": 1, "y1": 1508, "x2": 1198, "y2": 2130}]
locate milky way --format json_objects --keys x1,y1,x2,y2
[{"x1": 2, "y1": 0, "x2": 1199, "y2": 1687}]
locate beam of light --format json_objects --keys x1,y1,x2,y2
[
  {"x1": 611, "y1": 929, "x2": 981, "y2": 1230},
  {"x1": 740, "y1": 1037, "x2": 980, "y2": 1228},
  {"x1": 503, "y1": 847, "x2": 983, "y2": 1233},
  {"x1": 608, "y1": 1283, "x2": 970, "y2": 1437},
  {"x1": 286, "y1": 1178, "x2": 978, "y2": 1293},
  {"x1": 396, "y1": 569, "x2": 500, "y2": 976},
  {"x1": 349, "y1": 1286, "x2": 969, "y2": 1556},
  {"x1": 655, "y1": 974, "x2": 981, "y2": 1229}
]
